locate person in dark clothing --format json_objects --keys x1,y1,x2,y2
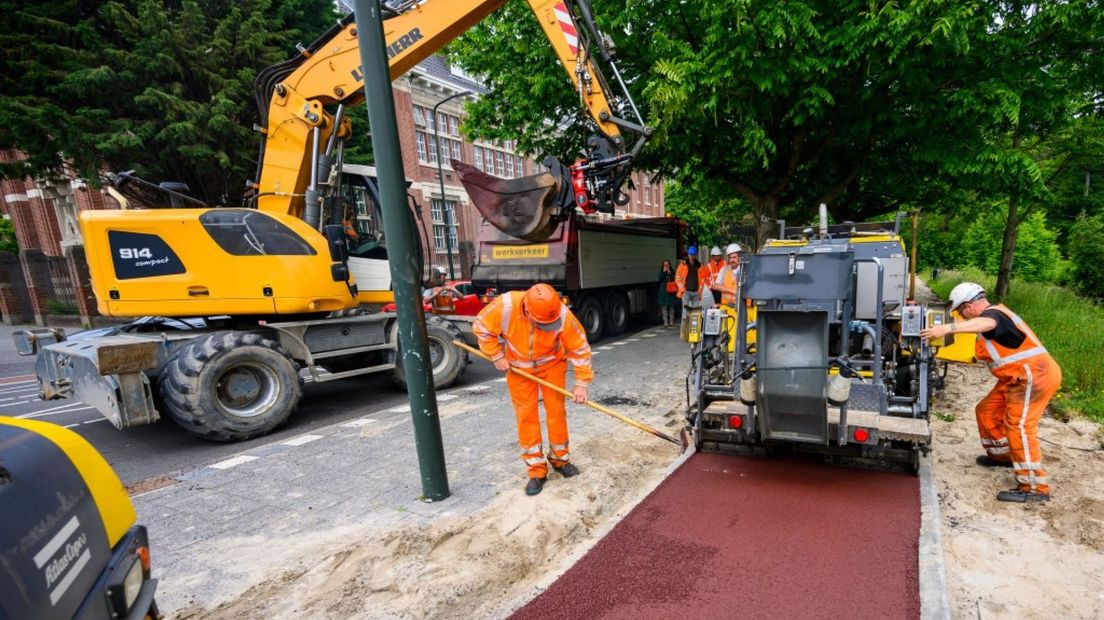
[{"x1": 657, "y1": 259, "x2": 678, "y2": 327}]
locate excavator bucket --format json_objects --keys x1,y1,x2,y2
[{"x1": 454, "y1": 161, "x2": 570, "y2": 242}]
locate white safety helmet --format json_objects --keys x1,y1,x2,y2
[
  {"x1": 725, "y1": 243, "x2": 743, "y2": 256},
  {"x1": 710, "y1": 246, "x2": 722, "y2": 257},
  {"x1": 949, "y1": 282, "x2": 985, "y2": 312}
]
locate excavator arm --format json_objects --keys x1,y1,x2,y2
[{"x1": 252, "y1": 0, "x2": 649, "y2": 241}]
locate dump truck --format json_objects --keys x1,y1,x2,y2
[
  {"x1": 467, "y1": 213, "x2": 683, "y2": 341},
  {"x1": 686, "y1": 209, "x2": 954, "y2": 471}
]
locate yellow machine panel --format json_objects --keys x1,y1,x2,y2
[{"x1": 80, "y1": 209, "x2": 358, "y2": 317}]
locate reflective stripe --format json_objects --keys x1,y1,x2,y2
[
  {"x1": 987, "y1": 446, "x2": 1010, "y2": 455},
  {"x1": 987, "y1": 345, "x2": 1048, "y2": 369},
  {"x1": 1016, "y1": 475, "x2": 1048, "y2": 484},
  {"x1": 981, "y1": 437, "x2": 1009, "y2": 447},
  {"x1": 501, "y1": 293, "x2": 514, "y2": 335},
  {"x1": 1013, "y1": 461, "x2": 1043, "y2": 470},
  {"x1": 1018, "y1": 365, "x2": 1038, "y2": 490},
  {"x1": 550, "y1": 442, "x2": 568, "y2": 452},
  {"x1": 524, "y1": 456, "x2": 546, "y2": 466}
]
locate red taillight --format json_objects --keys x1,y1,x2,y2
[
  {"x1": 728, "y1": 415, "x2": 743, "y2": 429},
  {"x1": 853, "y1": 428, "x2": 870, "y2": 442}
]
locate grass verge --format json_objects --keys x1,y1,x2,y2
[{"x1": 928, "y1": 269, "x2": 1104, "y2": 423}]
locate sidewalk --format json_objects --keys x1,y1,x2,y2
[{"x1": 136, "y1": 325, "x2": 690, "y2": 618}]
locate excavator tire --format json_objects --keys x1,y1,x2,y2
[
  {"x1": 391, "y1": 316, "x2": 468, "y2": 390},
  {"x1": 159, "y1": 331, "x2": 301, "y2": 442}
]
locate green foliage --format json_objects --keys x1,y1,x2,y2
[
  {"x1": 1067, "y1": 211, "x2": 1104, "y2": 300},
  {"x1": 918, "y1": 207, "x2": 1066, "y2": 283},
  {"x1": 0, "y1": 218, "x2": 18, "y2": 253},
  {"x1": 929, "y1": 269, "x2": 1104, "y2": 422},
  {"x1": 0, "y1": 0, "x2": 337, "y2": 204},
  {"x1": 45, "y1": 298, "x2": 78, "y2": 315},
  {"x1": 448, "y1": 0, "x2": 1102, "y2": 241}
]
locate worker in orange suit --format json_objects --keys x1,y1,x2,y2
[
  {"x1": 675, "y1": 246, "x2": 710, "y2": 305},
  {"x1": 473, "y1": 283, "x2": 593, "y2": 496},
  {"x1": 713, "y1": 243, "x2": 743, "y2": 307},
  {"x1": 706, "y1": 246, "x2": 725, "y2": 304},
  {"x1": 920, "y1": 282, "x2": 1061, "y2": 503}
]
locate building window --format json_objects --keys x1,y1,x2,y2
[
  {"x1": 495, "y1": 151, "x2": 505, "y2": 177},
  {"x1": 413, "y1": 106, "x2": 425, "y2": 127},
  {"x1": 474, "y1": 147, "x2": 483, "y2": 172},
  {"x1": 505, "y1": 155, "x2": 514, "y2": 178},
  {"x1": 451, "y1": 139, "x2": 462, "y2": 163},
  {"x1": 431, "y1": 198, "x2": 458, "y2": 254},
  {"x1": 416, "y1": 132, "x2": 427, "y2": 162}
]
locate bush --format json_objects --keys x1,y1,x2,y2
[
  {"x1": 1066, "y1": 211, "x2": 1104, "y2": 300},
  {"x1": 45, "y1": 299, "x2": 78, "y2": 315},
  {"x1": 958, "y1": 206, "x2": 1063, "y2": 283}
]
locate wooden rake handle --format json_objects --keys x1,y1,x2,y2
[{"x1": 453, "y1": 340, "x2": 681, "y2": 446}]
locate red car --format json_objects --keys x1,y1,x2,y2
[{"x1": 381, "y1": 280, "x2": 485, "y2": 316}]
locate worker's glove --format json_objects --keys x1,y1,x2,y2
[
  {"x1": 493, "y1": 357, "x2": 510, "y2": 372},
  {"x1": 572, "y1": 384, "x2": 588, "y2": 404}
]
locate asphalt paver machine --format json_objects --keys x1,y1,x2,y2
[{"x1": 686, "y1": 211, "x2": 952, "y2": 471}]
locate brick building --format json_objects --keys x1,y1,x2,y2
[{"x1": 0, "y1": 56, "x2": 664, "y2": 326}]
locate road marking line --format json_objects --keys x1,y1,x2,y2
[
  {"x1": 82, "y1": 419, "x2": 109, "y2": 425},
  {"x1": 280, "y1": 434, "x2": 324, "y2": 447},
  {"x1": 209, "y1": 455, "x2": 259, "y2": 470},
  {"x1": 21, "y1": 404, "x2": 94, "y2": 419},
  {"x1": 591, "y1": 350, "x2": 600, "y2": 355},
  {"x1": 611, "y1": 342, "x2": 628, "y2": 346},
  {"x1": 0, "y1": 376, "x2": 34, "y2": 386},
  {"x1": 642, "y1": 333, "x2": 657, "y2": 338},
  {"x1": 597, "y1": 346, "x2": 613, "y2": 351},
  {"x1": 340, "y1": 418, "x2": 377, "y2": 428},
  {"x1": 438, "y1": 394, "x2": 458, "y2": 402},
  {"x1": 388, "y1": 405, "x2": 410, "y2": 413},
  {"x1": 493, "y1": 377, "x2": 508, "y2": 383},
  {"x1": 0, "y1": 386, "x2": 37, "y2": 395},
  {"x1": 626, "y1": 338, "x2": 640, "y2": 342}
]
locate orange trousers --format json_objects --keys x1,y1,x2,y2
[
  {"x1": 506, "y1": 359, "x2": 570, "y2": 478},
  {"x1": 975, "y1": 356, "x2": 1061, "y2": 494}
]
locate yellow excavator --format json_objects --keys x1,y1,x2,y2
[
  {"x1": 17, "y1": 0, "x2": 650, "y2": 442},
  {"x1": 84, "y1": 0, "x2": 648, "y2": 317}
]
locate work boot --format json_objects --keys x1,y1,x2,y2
[
  {"x1": 525, "y1": 477, "x2": 546, "y2": 496},
  {"x1": 996, "y1": 489, "x2": 1051, "y2": 503},
  {"x1": 553, "y1": 462, "x2": 580, "y2": 478},
  {"x1": 976, "y1": 455, "x2": 1013, "y2": 468}
]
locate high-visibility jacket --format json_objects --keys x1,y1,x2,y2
[
  {"x1": 973, "y1": 304, "x2": 1053, "y2": 383},
  {"x1": 473, "y1": 291, "x2": 593, "y2": 385},
  {"x1": 343, "y1": 219, "x2": 359, "y2": 242},
  {"x1": 972, "y1": 303, "x2": 1061, "y2": 494},
  {"x1": 707, "y1": 258, "x2": 725, "y2": 288},
  {"x1": 675, "y1": 261, "x2": 710, "y2": 299},
  {"x1": 715, "y1": 264, "x2": 742, "y2": 306}
]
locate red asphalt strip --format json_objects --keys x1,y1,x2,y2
[{"x1": 511, "y1": 452, "x2": 920, "y2": 620}]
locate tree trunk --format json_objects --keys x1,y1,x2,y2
[
  {"x1": 752, "y1": 195, "x2": 781, "y2": 248},
  {"x1": 995, "y1": 191, "x2": 1019, "y2": 300}
]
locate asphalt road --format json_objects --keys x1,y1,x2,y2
[{"x1": 0, "y1": 319, "x2": 657, "y2": 486}]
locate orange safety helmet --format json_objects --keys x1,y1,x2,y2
[{"x1": 523, "y1": 283, "x2": 563, "y2": 331}]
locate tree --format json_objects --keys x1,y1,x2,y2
[
  {"x1": 448, "y1": 0, "x2": 1102, "y2": 248},
  {"x1": 0, "y1": 0, "x2": 337, "y2": 205}
]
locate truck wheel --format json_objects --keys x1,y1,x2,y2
[
  {"x1": 605, "y1": 292, "x2": 629, "y2": 337},
  {"x1": 576, "y1": 295, "x2": 604, "y2": 343},
  {"x1": 392, "y1": 316, "x2": 468, "y2": 389},
  {"x1": 159, "y1": 332, "x2": 300, "y2": 442}
]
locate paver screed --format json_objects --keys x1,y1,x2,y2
[{"x1": 511, "y1": 451, "x2": 921, "y2": 619}]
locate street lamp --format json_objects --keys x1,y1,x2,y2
[{"x1": 433, "y1": 90, "x2": 471, "y2": 280}]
